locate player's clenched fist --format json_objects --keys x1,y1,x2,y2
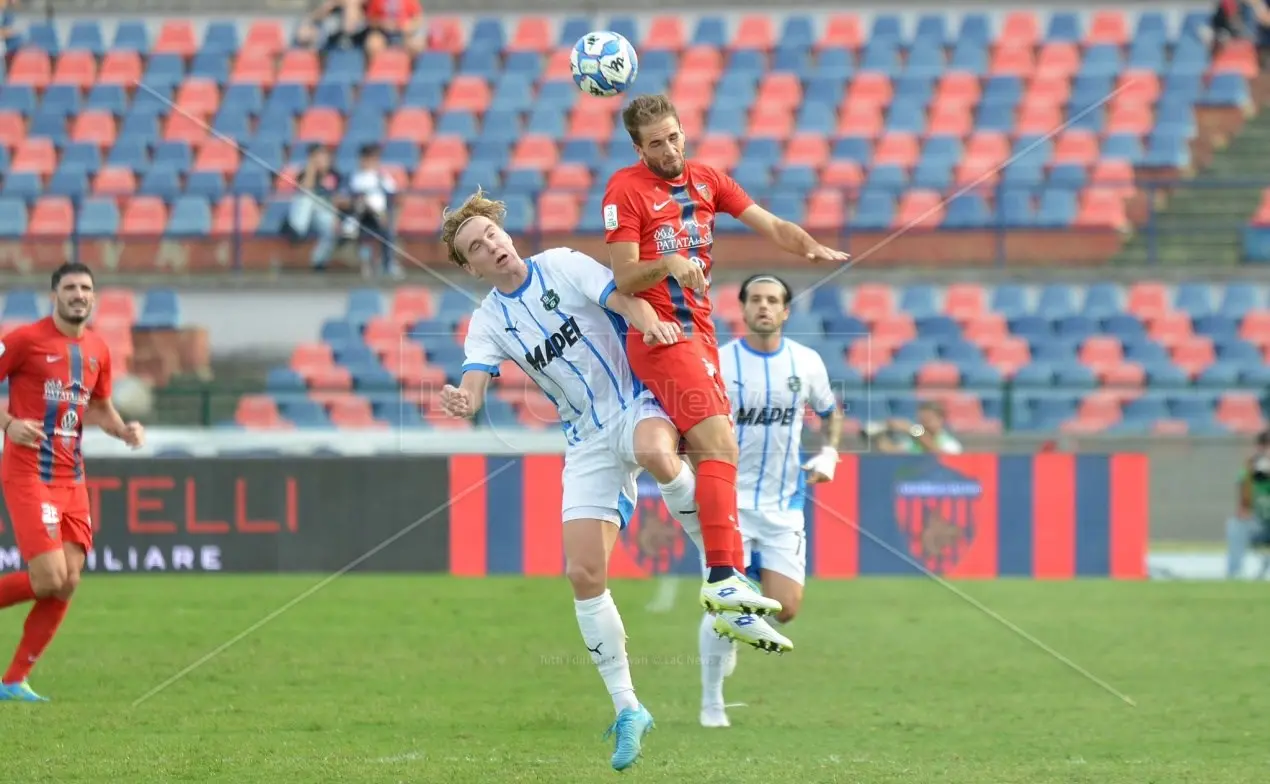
[
  {"x1": 642, "y1": 320, "x2": 682, "y2": 346},
  {"x1": 666, "y1": 254, "x2": 707, "y2": 293},
  {"x1": 120, "y1": 421, "x2": 146, "y2": 449},
  {"x1": 439, "y1": 384, "x2": 475, "y2": 418},
  {"x1": 3, "y1": 419, "x2": 45, "y2": 447}
]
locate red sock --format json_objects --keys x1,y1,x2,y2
[
  {"x1": 695, "y1": 459, "x2": 740, "y2": 568},
  {"x1": 0, "y1": 572, "x2": 35, "y2": 610},
  {"x1": 731, "y1": 526, "x2": 746, "y2": 572},
  {"x1": 3, "y1": 597, "x2": 69, "y2": 685}
]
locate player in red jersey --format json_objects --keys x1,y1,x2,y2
[
  {"x1": 603, "y1": 94, "x2": 849, "y2": 622},
  {"x1": 0, "y1": 262, "x2": 145, "y2": 701}
]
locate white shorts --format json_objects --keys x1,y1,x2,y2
[
  {"x1": 738, "y1": 508, "x2": 807, "y2": 585},
  {"x1": 561, "y1": 391, "x2": 673, "y2": 527}
]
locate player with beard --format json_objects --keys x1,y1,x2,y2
[
  {"x1": 0, "y1": 262, "x2": 145, "y2": 701},
  {"x1": 603, "y1": 94, "x2": 849, "y2": 632},
  {"x1": 700, "y1": 274, "x2": 843, "y2": 728}
]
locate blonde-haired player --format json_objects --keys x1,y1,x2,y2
[{"x1": 436, "y1": 190, "x2": 791, "y2": 769}]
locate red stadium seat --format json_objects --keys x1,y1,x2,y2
[
  {"x1": 508, "y1": 16, "x2": 552, "y2": 53},
  {"x1": 164, "y1": 112, "x2": 208, "y2": 145},
  {"x1": 329, "y1": 397, "x2": 385, "y2": 429},
  {"x1": 964, "y1": 313, "x2": 1009, "y2": 345},
  {"x1": 670, "y1": 78, "x2": 715, "y2": 113},
  {"x1": 846, "y1": 72, "x2": 893, "y2": 110},
  {"x1": 1126, "y1": 282, "x2": 1171, "y2": 320},
  {"x1": 1024, "y1": 75, "x2": 1071, "y2": 108},
  {"x1": 985, "y1": 337, "x2": 1029, "y2": 375},
  {"x1": 836, "y1": 105, "x2": 883, "y2": 138},
  {"x1": 52, "y1": 52, "x2": 97, "y2": 88},
  {"x1": 1239, "y1": 310, "x2": 1270, "y2": 347},
  {"x1": 212, "y1": 196, "x2": 259, "y2": 237},
  {"x1": 847, "y1": 340, "x2": 889, "y2": 376},
  {"x1": 894, "y1": 190, "x2": 944, "y2": 228},
  {"x1": 396, "y1": 194, "x2": 444, "y2": 234},
  {"x1": 510, "y1": 135, "x2": 558, "y2": 170},
  {"x1": 543, "y1": 49, "x2": 574, "y2": 80},
  {"x1": 0, "y1": 112, "x2": 25, "y2": 148},
  {"x1": 243, "y1": 20, "x2": 286, "y2": 55},
  {"x1": 443, "y1": 75, "x2": 492, "y2": 112},
  {"x1": 367, "y1": 50, "x2": 412, "y2": 85},
  {"x1": 296, "y1": 107, "x2": 344, "y2": 146},
  {"x1": 695, "y1": 134, "x2": 740, "y2": 170},
  {"x1": 98, "y1": 51, "x2": 143, "y2": 86},
  {"x1": 71, "y1": 110, "x2": 118, "y2": 148},
  {"x1": 1052, "y1": 130, "x2": 1100, "y2": 166},
  {"x1": 1217, "y1": 393, "x2": 1266, "y2": 432},
  {"x1": 93, "y1": 167, "x2": 137, "y2": 196},
  {"x1": 387, "y1": 108, "x2": 433, "y2": 143},
  {"x1": 758, "y1": 73, "x2": 802, "y2": 110},
  {"x1": 1034, "y1": 43, "x2": 1080, "y2": 80},
  {"x1": 7, "y1": 50, "x2": 51, "y2": 88},
  {"x1": 155, "y1": 21, "x2": 198, "y2": 56},
  {"x1": 1090, "y1": 160, "x2": 1137, "y2": 199},
  {"x1": 681, "y1": 47, "x2": 723, "y2": 79},
  {"x1": 785, "y1": 134, "x2": 829, "y2": 167},
  {"x1": 806, "y1": 189, "x2": 845, "y2": 232},
  {"x1": 1000, "y1": 10, "x2": 1040, "y2": 47},
  {"x1": 28, "y1": 197, "x2": 74, "y2": 238},
  {"x1": 1115, "y1": 71, "x2": 1161, "y2": 107},
  {"x1": 733, "y1": 15, "x2": 775, "y2": 50},
  {"x1": 935, "y1": 73, "x2": 981, "y2": 110},
  {"x1": 944, "y1": 284, "x2": 987, "y2": 321},
  {"x1": 1074, "y1": 188, "x2": 1128, "y2": 230},
  {"x1": 821, "y1": 159, "x2": 864, "y2": 188},
  {"x1": 235, "y1": 395, "x2": 289, "y2": 429},
  {"x1": 926, "y1": 104, "x2": 972, "y2": 137},
  {"x1": 872, "y1": 133, "x2": 919, "y2": 167},
  {"x1": 363, "y1": 316, "x2": 405, "y2": 348},
  {"x1": 291, "y1": 342, "x2": 334, "y2": 372},
  {"x1": 954, "y1": 158, "x2": 999, "y2": 189},
  {"x1": 1079, "y1": 336, "x2": 1123, "y2": 369},
  {"x1": 1147, "y1": 312, "x2": 1193, "y2": 347},
  {"x1": 819, "y1": 14, "x2": 864, "y2": 49},
  {"x1": 916, "y1": 361, "x2": 960, "y2": 388},
  {"x1": 849, "y1": 284, "x2": 895, "y2": 321},
  {"x1": 1105, "y1": 104, "x2": 1154, "y2": 136},
  {"x1": 1086, "y1": 10, "x2": 1128, "y2": 44},
  {"x1": 391, "y1": 287, "x2": 435, "y2": 323},
  {"x1": 539, "y1": 192, "x2": 580, "y2": 233},
  {"x1": 425, "y1": 16, "x2": 466, "y2": 54},
  {"x1": 568, "y1": 105, "x2": 615, "y2": 140},
  {"x1": 95, "y1": 289, "x2": 137, "y2": 323},
  {"x1": 990, "y1": 45, "x2": 1034, "y2": 77},
  {"x1": 12, "y1": 138, "x2": 57, "y2": 176},
  {"x1": 547, "y1": 163, "x2": 592, "y2": 191},
  {"x1": 644, "y1": 16, "x2": 686, "y2": 51},
  {"x1": 1017, "y1": 104, "x2": 1063, "y2": 135},
  {"x1": 230, "y1": 51, "x2": 275, "y2": 87},
  {"x1": 420, "y1": 136, "x2": 469, "y2": 173},
  {"x1": 120, "y1": 197, "x2": 169, "y2": 237},
  {"x1": 1211, "y1": 40, "x2": 1258, "y2": 78},
  {"x1": 276, "y1": 50, "x2": 321, "y2": 87},
  {"x1": 1170, "y1": 337, "x2": 1215, "y2": 376},
  {"x1": 748, "y1": 106, "x2": 794, "y2": 139},
  {"x1": 1100, "y1": 362, "x2": 1146, "y2": 387},
  {"x1": 872, "y1": 315, "x2": 916, "y2": 345},
  {"x1": 194, "y1": 138, "x2": 240, "y2": 175}
]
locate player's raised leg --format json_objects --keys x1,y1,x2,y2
[{"x1": 563, "y1": 514, "x2": 654, "y2": 771}]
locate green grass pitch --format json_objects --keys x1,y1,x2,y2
[{"x1": 0, "y1": 575, "x2": 1264, "y2": 782}]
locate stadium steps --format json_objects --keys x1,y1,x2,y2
[{"x1": 1116, "y1": 112, "x2": 1270, "y2": 266}]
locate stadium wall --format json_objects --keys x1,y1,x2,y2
[{"x1": 0, "y1": 450, "x2": 1149, "y2": 578}]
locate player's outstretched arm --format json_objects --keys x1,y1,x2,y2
[
  {"x1": 605, "y1": 292, "x2": 682, "y2": 346},
  {"x1": 87, "y1": 397, "x2": 145, "y2": 449},
  {"x1": 737, "y1": 205, "x2": 851, "y2": 265},
  {"x1": 440, "y1": 371, "x2": 491, "y2": 419}
]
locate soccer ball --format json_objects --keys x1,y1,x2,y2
[{"x1": 570, "y1": 31, "x2": 639, "y2": 98}]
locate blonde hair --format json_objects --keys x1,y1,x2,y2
[
  {"x1": 440, "y1": 187, "x2": 506, "y2": 267},
  {"x1": 622, "y1": 93, "x2": 680, "y2": 145}
]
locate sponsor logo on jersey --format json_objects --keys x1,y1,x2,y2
[
  {"x1": 652, "y1": 219, "x2": 714, "y2": 254},
  {"x1": 893, "y1": 461, "x2": 982, "y2": 574},
  {"x1": 55, "y1": 409, "x2": 80, "y2": 440},
  {"x1": 43, "y1": 379, "x2": 90, "y2": 406},
  {"x1": 524, "y1": 316, "x2": 582, "y2": 373},
  {"x1": 735, "y1": 406, "x2": 798, "y2": 426}
]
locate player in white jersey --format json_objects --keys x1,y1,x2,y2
[
  {"x1": 435, "y1": 190, "x2": 790, "y2": 770},
  {"x1": 699, "y1": 274, "x2": 844, "y2": 728}
]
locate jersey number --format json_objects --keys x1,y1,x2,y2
[{"x1": 40, "y1": 503, "x2": 59, "y2": 538}]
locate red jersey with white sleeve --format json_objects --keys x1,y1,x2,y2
[
  {"x1": 602, "y1": 160, "x2": 754, "y2": 346},
  {"x1": 0, "y1": 317, "x2": 113, "y2": 485}
]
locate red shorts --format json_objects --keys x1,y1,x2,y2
[
  {"x1": 1, "y1": 480, "x2": 93, "y2": 563},
  {"x1": 627, "y1": 337, "x2": 732, "y2": 434}
]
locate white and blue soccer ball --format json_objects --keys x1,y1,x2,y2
[{"x1": 570, "y1": 31, "x2": 639, "y2": 98}]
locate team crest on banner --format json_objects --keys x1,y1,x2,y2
[
  {"x1": 615, "y1": 477, "x2": 693, "y2": 576},
  {"x1": 892, "y1": 460, "x2": 982, "y2": 574}
]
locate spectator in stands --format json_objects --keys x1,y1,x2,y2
[
  {"x1": 0, "y1": 0, "x2": 22, "y2": 56},
  {"x1": 295, "y1": 0, "x2": 363, "y2": 50},
  {"x1": 362, "y1": 0, "x2": 425, "y2": 56},
  {"x1": 1225, "y1": 430, "x2": 1270, "y2": 579},
  {"x1": 875, "y1": 402, "x2": 963, "y2": 455},
  {"x1": 342, "y1": 143, "x2": 402, "y2": 279},
  {"x1": 286, "y1": 146, "x2": 345, "y2": 272}
]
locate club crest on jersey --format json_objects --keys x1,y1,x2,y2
[
  {"x1": 892, "y1": 459, "x2": 981, "y2": 575},
  {"x1": 88, "y1": 356, "x2": 98, "y2": 372},
  {"x1": 540, "y1": 289, "x2": 560, "y2": 311},
  {"x1": 787, "y1": 376, "x2": 802, "y2": 393},
  {"x1": 695, "y1": 182, "x2": 710, "y2": 200}
]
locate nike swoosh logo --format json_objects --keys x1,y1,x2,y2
[
  {"x1": 45, "y1": 356, "x2": 60, "y2": 363},
  {"x1": 653, "y1": 199, "x2": 672, "y2": 210}
]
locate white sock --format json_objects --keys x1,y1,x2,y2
[
  {"x1": 575, "y1": 590, "x2": 639, "y2": 715},
  {"x1": 699, "y1": 612, "x2": 734, "y2": 709},
  {"x1": 658, "y1": 463, "x2": 705, "y2": 556}
]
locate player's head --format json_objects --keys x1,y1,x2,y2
[
  {"x1": 50, "y1": 262, "x2": 95, "y2": 325},
  {"x1": 623, "y1": 94, "x2": 685, "y2": 180},
  {"x1": 917, "y1": 401, "x2": 946, "y2": 433},
  {"x1": 440, "y1": 187, "x2": 525, "y2": 281},
  {"x1": 738, "y1": 274, "x2": 791, "y2": 337}
]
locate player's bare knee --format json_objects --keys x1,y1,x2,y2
[
  {"x1": 637, "y1": 450, "x2": 680, "y2": 484},
  {"x1": 54, "y1": 570, "x2": 81, "y2": 600},
  {"x1": 29, "y1": 566, "x2": 69, "y2": 598},
  {"x1": 565, "y1": 559, "x2": 607, "y2": 598}
]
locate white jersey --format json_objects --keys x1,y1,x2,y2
[
  {"x1": 461, "y1": 247, "x2": 644, "y2": 445},
  {"x1": 720, "y1": 337, "x2": 837, "y2": 512}
]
